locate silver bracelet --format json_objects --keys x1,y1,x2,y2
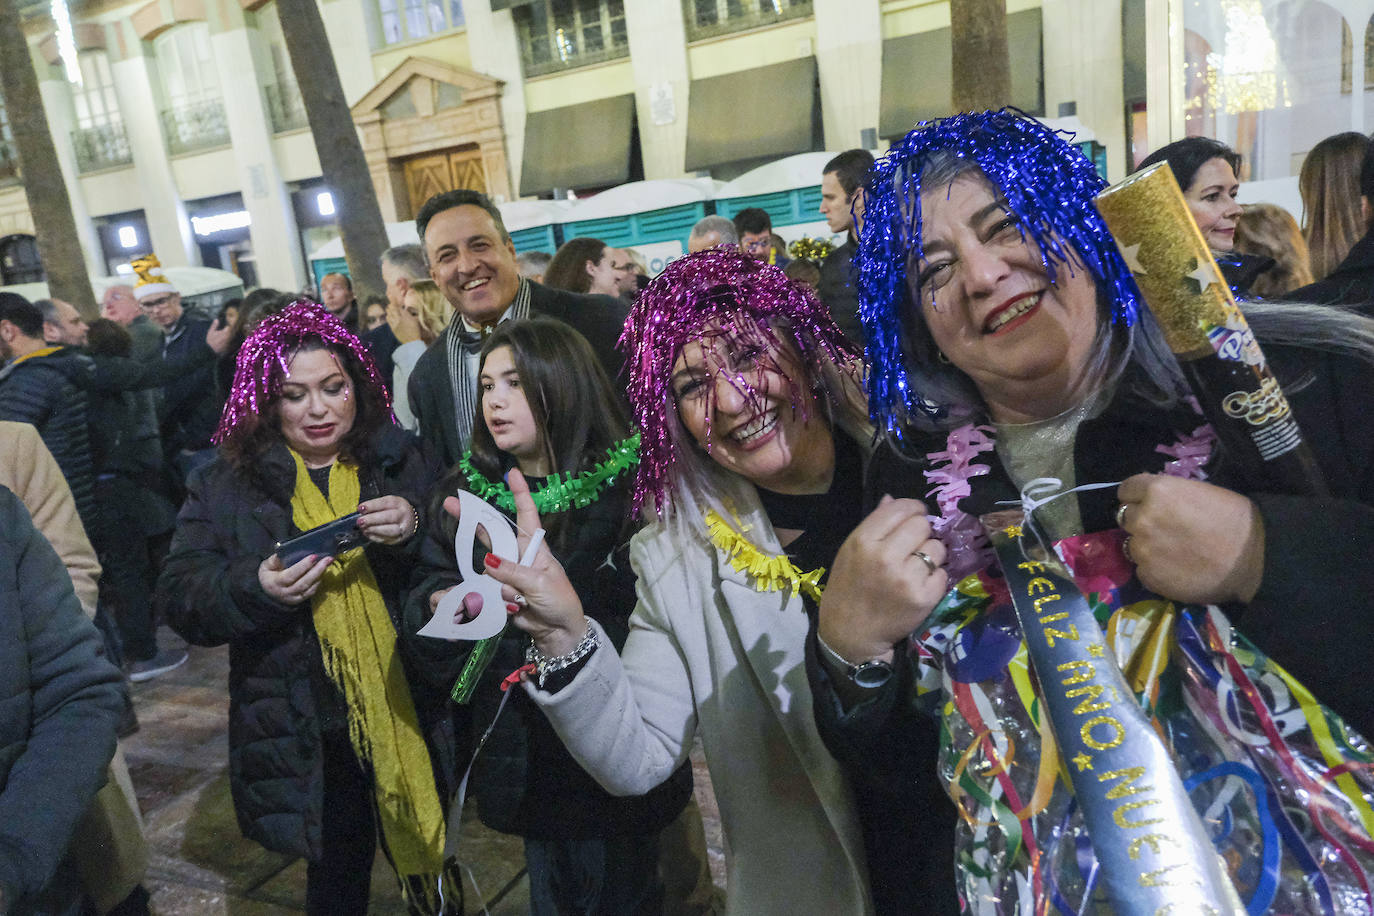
[{"x1": 525, "y1": 620, "x2": 598, "y2": 688}]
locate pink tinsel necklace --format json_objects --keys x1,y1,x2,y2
[{"x1": 925, "y1": 419, "x2": 1216, "y2": 579}]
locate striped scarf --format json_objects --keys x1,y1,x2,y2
[{"x1": 443, "y1": 277, "x2": 532, "y2": 453}]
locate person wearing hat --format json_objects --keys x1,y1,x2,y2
[{"x1": 130, "y1": 255, "x2": 221, "y2": 491}]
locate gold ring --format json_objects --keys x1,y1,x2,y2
[{"x1": 914, "y1": 549, "x2": 938, "y2": 576}]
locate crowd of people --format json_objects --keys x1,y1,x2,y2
[{"x1": 3, "y1": 112, "x2": 1374, "y2": 916}]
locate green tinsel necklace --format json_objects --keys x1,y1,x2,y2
[
  {"x1": 449, "y1": 432, "x2": 641, "y2": 706},
  {"x1": 457, "y1": 432, "x2": 641, "y2": 515}
]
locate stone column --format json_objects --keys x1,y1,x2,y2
[
  {"x1": 813, "y1": 0, "x2": 882, "y2": 151},
  {"x1": 1043, "y1": 0, "x2": 1129, "y2": 181},
  {"x1": 465, "y1": 4, "x2": 526, "y2": 200},
  {"x1": 208, "y1": 2, "x2": 305, "y2": 290},
  {"x1": 35, "y1": 61, "x2": 104, "y2": 280},
  {"x1": 624, "y1": 1, "x2": 689, "y2": 179},
  {"x1": 105, "y1": 20, "x2": 198, "y2": 266}
]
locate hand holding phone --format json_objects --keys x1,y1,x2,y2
[
  {"x1": 274, "y1": 512, "x2": 365, "y2": 567},
  {"x1": 258, "y1": 552, "x2": 334, "y2": 606}
]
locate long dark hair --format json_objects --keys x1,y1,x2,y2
[
  {"x1": 440, "y1": 317, "x2": 631, "y2": 551},
  {"x1": 468, "y1": 317, "x2": 629, "y2": 478},
  {"x1": 1138, "y1": 136, "x2": 1242, "y2": 192},
  {"x1": 542, "y1": 238, "x2": 607, "y2": 294}
]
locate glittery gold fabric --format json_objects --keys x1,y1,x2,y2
[{"x1": 1094, "y1": 163, "x2": 1234, "y2": 358}]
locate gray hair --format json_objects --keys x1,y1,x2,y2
[
  {"x1": 381, "y1": 244, "x2": 427, "y2": 280},
  {"x1": 689, "y1": 215, "x2": 739, "y2": 247},
  {"x1": 516, "y1": 250, "x2": 553, "y2": 280},
  {"x1": 32, "y1": 298, "x2": 59, "y2": 324}
]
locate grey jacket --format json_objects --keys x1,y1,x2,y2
[{"x1": 0, "y1": 487, "x2": 122, "y2": 911}]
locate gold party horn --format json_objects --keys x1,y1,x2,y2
[{"x1": 1095, "y1": 163, "x2": 1326, "y2": 496}]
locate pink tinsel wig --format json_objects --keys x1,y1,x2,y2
[
  {"x1": 214, "y1": 299, "x2": 391, "y2": 449},
  {"x1": 619, "y1": 246, "x2": 859, "y2": 516}
]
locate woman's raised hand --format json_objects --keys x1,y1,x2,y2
[
  {"x1": 258, "y1": 552, "x2": 333, "y2": 605},
  {"x1": 449, "y1": 469, "x2": 588, "y2": 656},
  {"x1": 357, "y1": 495, "x2": 418, "y2": 545},
  {"x1": 1116, "y1": 473, "x2": 1264, "y2": 605},
  {"x1": 818, "y1": 496, "x2": 949, "y2": 664}
]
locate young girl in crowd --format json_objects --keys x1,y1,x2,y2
[{"x1": 406, "y1": 317, "x2": 692, "y2": 916}]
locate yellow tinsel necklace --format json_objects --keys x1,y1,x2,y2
[{"x1": 704, "y1": 509, "x2": 825, "y2": 602}]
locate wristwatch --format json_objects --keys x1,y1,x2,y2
[
  {"x1": 845, "y1": 656, "x2": 894, "y2": 689},
  {"x1": 817, "y1": 634, "x2": 894, "y2": 689}
]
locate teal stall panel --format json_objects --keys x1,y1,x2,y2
[
  {"x1": 311, "y1": 257, "x2": 348, "y2": 290},
  {"x1": 716, "y1": 186, "x2": 823, "y2": 227},
  {"x1": 565, "y1": 202, "x2": 706, "y2": 249}
]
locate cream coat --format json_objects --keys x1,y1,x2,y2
[
  {"x1": 527, "y1": 505, "x2": 874, "y2": 915},
  {"x1": 0, "y1": 421, "x2": 100, "y2": 617}
]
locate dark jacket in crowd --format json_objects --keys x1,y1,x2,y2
[
  {"x1": 126, "y1": 315, "x2": 162, "y2": 362},
  {"x1": 1216, "y1": 250, "x2": 1275, "y2": 299},
  {"x1": 809, "y1": 339, "x2": 1374, "y2": 915},
  {"x1": 0, "y1": 487, "x2": 123, "y2": 911},
  {"x1": 407, "y1": 284, "x2": 630, "y2": 467},
  {"x1": 817, "y1": 237, "x2": 864, "y2": 348},
  {"x1": 156, "y1": 425, "x2": 446, "y2": 860},
  {"x1": 57, "y1": 348, "x2": 217, "y2": 483},
  {"x1": 0, "y1": 347, "x2": 98, "y2": 533},
  {"x1": 157, "y1": 315, "x2": 220, "y2": 456},
  {"x1": 1285, "y1": 231, "x2": 1374, "y2": 309},
  {"x1": 364, "y1": 323, "x2": 400, "y2": 389},
  {"x1": 406, "y1": 474, "x2": 692, "y2": 840}
]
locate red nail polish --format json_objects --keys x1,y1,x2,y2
[
  {"x1": 485, "y1": 554, "x2": 502, "y2": 570},
  {"x1": 506, "y1": 602, "x2": 520, "y2": 614}
]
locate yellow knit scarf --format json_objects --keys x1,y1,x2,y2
[{"x1": 289, "y1": 452, "x2": 449, "y2": 910}]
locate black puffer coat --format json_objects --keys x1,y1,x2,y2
[
  {"x1": 158, "y1": 316, "x2": 220, "y2": 455},
  {"x1": 407, "y1": 471, "x2": 693, "y2": 840},
  {"x1": 156, "y1": 425, "x2": 446, "y2": 859},
  {"x1": 0, "y1": 347, "x2": 98, "y2": 533}
]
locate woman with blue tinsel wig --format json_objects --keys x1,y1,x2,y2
[{"x1": 805, "y1": 109, "x2": 1374, "y2": 913}]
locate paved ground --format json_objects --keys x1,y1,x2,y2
[{"x1": 123, "y1": 627, "x2": 725, "y2": 914}]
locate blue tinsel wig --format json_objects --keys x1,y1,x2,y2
[{"x1": 857, "y1": 109, "x2": 1143, "y2": 434}]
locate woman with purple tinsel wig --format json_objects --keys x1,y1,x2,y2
[
  {"x1": 805, "y1": 109, "x2": 1374, "y2": 913},
  {"x1": 475, "y1": 246, "x2": 950, "y2": 914},
  {"x1": 155, "y1": 302, "x2": 460, "y2": 915}
]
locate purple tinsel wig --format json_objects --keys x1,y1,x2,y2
[
  {"x1": 214, "y1": 299, "x2": 390, "y2": 447},
  {"x1": 857, "y1": 108, "x2": 1144, "y2": 435},
  {"x1": 619, "y1": 246, "x2": 858, "y2": 516}
]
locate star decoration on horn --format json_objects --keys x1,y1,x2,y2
[
  {"x1": 1187, "y1": 257, "x2": 1217, "y2": 294},
  {"x1": 1119, "y1": 243, "x2": 1147, "y2": 275}
]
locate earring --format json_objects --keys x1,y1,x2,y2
[{"x1": 937, "y1": 350, "x2": 951, "y2": 365}]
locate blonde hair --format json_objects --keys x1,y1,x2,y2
[
  {"x1": 1300, "y1": 132, "x2": 1368, "y2": 280},
  {"x1": 405, "y1": 279, "x2": 452, "y2": 345},
  {"x1": 1234, "y1": 203, "x2": 1314, "y2": 297}
]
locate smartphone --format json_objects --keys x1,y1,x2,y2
[{"x1": 275, "y1": 512, "x2": 365, "y2": 567}]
